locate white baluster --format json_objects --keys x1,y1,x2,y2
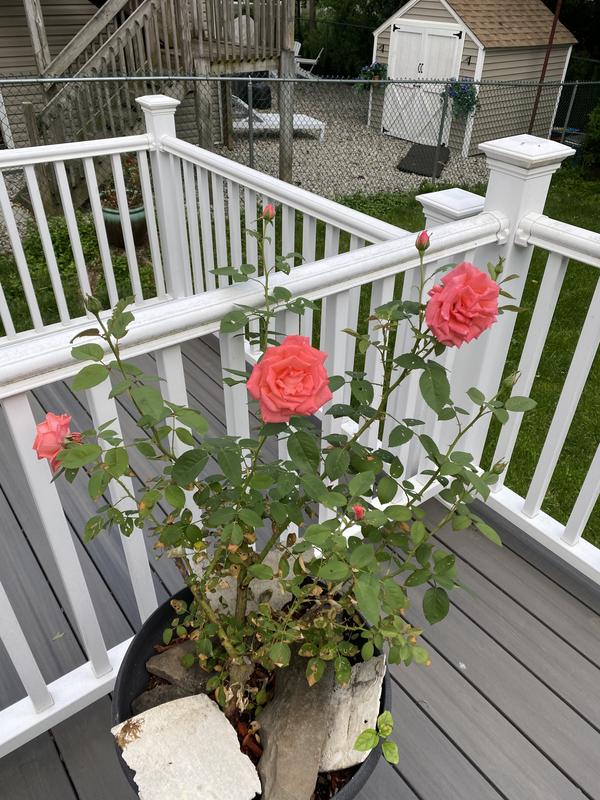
[
  {"x1": 212, "y1": 174, "x2": 228, "y2": 284},
  {"x1": 54, "y1": 161, "x2": 92, "y2": 300},
  {"x1": 182, "y1": 160, "x2": 204, "y2": 293},
  {"x1": 0, "y1": 580, "x2": 53, "y2": 713},
  {"x1": 137, "y1": 150, "x2": 166, "y2": 298},
  {"x1": 86, "y1": 383, "x2": 158, "y2": 623},
  {"x1": 109, "y1": 154, "x2": 143, "y2": 303},
  {"x1": 523, "y1": 276, "x2": 600, "y2": 518},
  {"x1": 492, "y1": 252, "x2": 568, "y2": 491},
  {"x1": 2, "y1": 394, "x2": 111, "y2": 677},
  {"x1": 301, "y1": 213, "x2": 316, "y2": 341},
  {"x1": 197, "y1": 166, "x2": 216, "y2": 291},
  {"x1": 227, "y1": 180, "x2": 243, "y2": 268},
  {"x1": 562, "y1": 442, "x2": 600, "y2": 547},
  {"x1": 0, "y1": 171, "x2": 43, "y2": 331},
  {"x1": 220, "y1": 332, "x2": 250, "y2": 439},
  {"x1": 83, "y1": 157, "x2": 119, "y2": 307}
]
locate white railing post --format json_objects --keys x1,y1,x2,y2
[
  {"x1": 137, "y1": 95, "x2": 192, "y2": 299},
  {"x1": 444, "y1": 135, "x2": 574, "y2": 463}
]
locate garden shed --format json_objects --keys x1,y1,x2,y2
[{"x1": 369, "y1": 0, "x2": 577, "y2": 156}]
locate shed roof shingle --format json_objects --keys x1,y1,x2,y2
[{"x1": 448, "y1": 0, "x2": 577, "y2": 48}]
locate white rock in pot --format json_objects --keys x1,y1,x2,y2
[
  {"x1": 111, "y1": 694, "x2": 261, "y2": 800},
  {"x1": 319, "y1": 654, "x2": 387, "y2": 771}
]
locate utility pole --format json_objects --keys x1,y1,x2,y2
[{"x1": 528, "y1": 0, "x2": 564, "y2": 134}]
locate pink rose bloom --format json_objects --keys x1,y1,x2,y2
[
  {"x1": 425, "y1": 262, "x2": 499, "y2": 348},
  {"x1": 352, "y1": 504, "x2": 366, "y2": 520},
  {"x1": 33, "y1": 412, "x2": 76, "y2": 471},
  {"x1": 247, "y1": 335, "x2": 332, "y2": 423}
]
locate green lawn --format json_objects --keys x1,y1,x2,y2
[{"x1": 341, "y1": 167, "x2": 600, "y2": 547}]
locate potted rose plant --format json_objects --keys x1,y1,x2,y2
[
  {"x1": 101, "y1": 154, "x2": 148, "y2": 248},
  {"x1": 33, "y1": 210, "x2": 534, "y2": 800}
]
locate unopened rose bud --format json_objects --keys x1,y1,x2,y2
[
  {"x1": 415, "y1": 230, "x2": 430, "y2": 253},
  {"x1": 261, "y1": 203, "x2": 276, "y2": 222},
  {"x1": 352, "y1": 504, "x2": 366, "y2": 520},
  {"x1": 491, "y1": 460, "x2": 507, "y2": 475}
]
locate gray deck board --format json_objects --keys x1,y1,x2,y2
[{"x1": 1, "y1": 335, "x2": 600, "y2": 800}]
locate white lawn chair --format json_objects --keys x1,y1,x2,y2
[
  {"x1": 231, "y1": 95, "x2": 326, "y2": 142},
  {"x1": 294, "y1": 41, "x2": 323, "y2": 79}
]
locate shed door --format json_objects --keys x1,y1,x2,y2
[{"x1": 382, "y1": 22, "x2": 463, "y2": 145}]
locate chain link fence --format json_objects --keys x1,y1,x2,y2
[{"x1": 1, "y1": 75, "x2": 600, "y2": 205}]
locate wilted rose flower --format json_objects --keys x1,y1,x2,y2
[
  {"x1": 415, "y1": 230, "x2": 430, "y2": 253},
  {"x1": 261, "y1": 203, "x2": 276, "y2": 222},
  {"x1": 247, "y1": 336, "x2": 332, "y2": 423},
  {"x1": 425, "y1": 262, "x2": 499, "y2": 348},
  {"x1": 33, "y1": 412, "x2": 78, "y2": 471},
  {"x1": 352, "y1": 504, "x2": 366, "y2": 520}
]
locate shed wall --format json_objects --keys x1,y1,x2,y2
[{"x1": 467, "y1": 45, "x2": 570, "y2": 153}]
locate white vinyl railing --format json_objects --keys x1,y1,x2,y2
[{"x1": 1, "y1": 94, "x2": 598, "y2": 759}]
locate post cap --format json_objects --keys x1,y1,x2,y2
[
  {"x1": 479, "y1": 134, "x2": 575, "y2": 170},
  {"x1": 416, "y1": 188, "x2": 484, "y2": 222},
  {"x1": 136, "y1": 95, "x2": 181, "y2": 112}
]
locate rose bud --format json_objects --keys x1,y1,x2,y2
[
  {"x1": 261, "y1": 203, "x2": 276, "y2": 222},
  {"x1": 415, "y1": 230, "x2": 430, "y2": 253},
  {"x1": 352, "y1": 504, "x2": 366, "y2": 520}
]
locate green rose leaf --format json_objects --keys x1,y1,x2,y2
[
  {"x1": 377, "y1": 475, "x2": 397, "y2": 504},
  {"x1": 422, "y1": 586, "x2": 450, "y2": 624},
  {"x1": 239, "y1": 508, "x2": 263, "y2": 529},
  {"x1": 220, "y1": 309, "x2": 247, "y2": 333},
  {"x1": 325, "y1": 448, "x2": 350, "y2": 480},
  {"x1": 377, "y1": 710, "x2": 394, "y2": 737},
  {"x1": 288, "y1": 431, "x2": 320, "y2": 472},
  {"x1": 165, "y1": 484, "x2": 186, "y2": 510},
  {"x1": 306, "y1": 656, "x2": 326, "y2": 686},
  {"x1": 131, "y1": 386, "x2": 166, "y2": 422},
  {"x1": 71, "y1": 343, "x2": 104, "y2": 362},
  {"x1": 382, "y1": 739, "x2": 399, "y2": 765},
  {"x1": 59, "y1": 443, "x2": 102, "y2": 468},
  {"x1": 475, "y1": 520, "x2": 502, "y2": 546},
  {"x1": 405, "y1": 567, "x2": 431, "y2": 587},
  {"x1": 505, "y1": 396, "x2": 537, "y2": 412},
  {"x1": 354, "y1": 729, "x2": 379, "y2": 752},
  {"x1": 467, "y1": 387, "x2": 485, "y2": 406},
  {"x1": 319, "y1": 558, "x2": 351, "y2": 583},
  {"x1": 304, "y1": 524, "x2": 333, "y2": 548},
  {"x1": 172, "y1": 449, "x2": 208, "y2": 486},
  {"x1": 72, "y1": 363, "x2": 109, "y2": 390},
  {"x1": 349, "y1": 470, "x2": 375, "y2": 498},
  {"x1": 388, "y1": 424, "x2": 413, "y2": 447},
  {"x1": 249, "y1": 563, "x2": 274, "y2": 580},
  {"x1": 175, "y1": 408, "x2": 209, "y2": 434},
  {"x1": 334, "y1": 655, "x2": 352, "y2": 686},
  {"x1": 349, "y1": 542, "x2": 376, "y2": 569},
  {"x1": 355, "y1": 573, "x2": 381, "y2": 625},
  {"x1": 269, "y1": 642, "x2": 291, "y2": 667},
  {"x1": 419, "y1": 362, "x2": 450, "y2": 414},
  {"x1": 218, "y1": 449, "x2": 243, "y2": 485},
  {"x1": 104, "y1": 446, "x2": 128, "y2": 478}
]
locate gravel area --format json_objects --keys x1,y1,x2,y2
[{"x1": 215, "y1": 83, "x2": 489, "y2": 199}]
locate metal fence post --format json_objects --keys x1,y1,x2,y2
[
  {"x1": 432, "y1": 83, "x2": 450, "y2": 183},
  {"x1": 248, "y1": 78, "x2": 254, "y2": 170},
  {"x1": 560, "y1": 82, "x2": 579, "y2": 143}
]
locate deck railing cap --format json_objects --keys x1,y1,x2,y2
[
  {"x1": 479, "y1": 134, "x2": 575, "y2": 171},
  {"x1": 136, "y1": 94, "x2": 181, "y2": 113},
  {"x1": 416, "y1": 187, "x2": 485, "y2": 223}
]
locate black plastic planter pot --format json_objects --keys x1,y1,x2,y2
[
  {"x1": 102, "y1": 205, "x2": 148, "y2": 249},
  {"x1": 112, "y1": 588, "x2": 391, "y2": 799}
]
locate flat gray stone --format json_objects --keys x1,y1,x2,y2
[
  {"x1": 205, "y1": 551, "x2": 292, "y2": 615},
  {"x1": 131, "y1": 683, "x2": 191, "y2": 716},
  {"x1": 320, "y1": 654, "x2": 386, "y2": 771},
  {"x1": 258, "y1": 653, "x2": 334, "y2": 800},
  {"x1": 112, "y1": 694, "x2": 261, "y2": 800},
  {"x1": 146, "y1": 640, "x2": 209, "y2": 694}
]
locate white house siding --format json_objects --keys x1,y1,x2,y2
[
  {"x1": 468, "y1": 45, "x2": 570, "y2": 153},
  {"x1": 0, "y1": 0, "x2": 97, "y2": 146}
]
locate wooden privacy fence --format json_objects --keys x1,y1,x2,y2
[{"x1": 0, "y1": 95, "x2": 598, "y2": 759}]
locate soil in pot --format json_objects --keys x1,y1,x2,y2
[{"x1": 112, "y1": 588, "x2": 390, "y2": 800}]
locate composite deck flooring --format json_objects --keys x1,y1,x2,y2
[{"x1": 0, "y1": 335, "x2": 599, "y2": 800}]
